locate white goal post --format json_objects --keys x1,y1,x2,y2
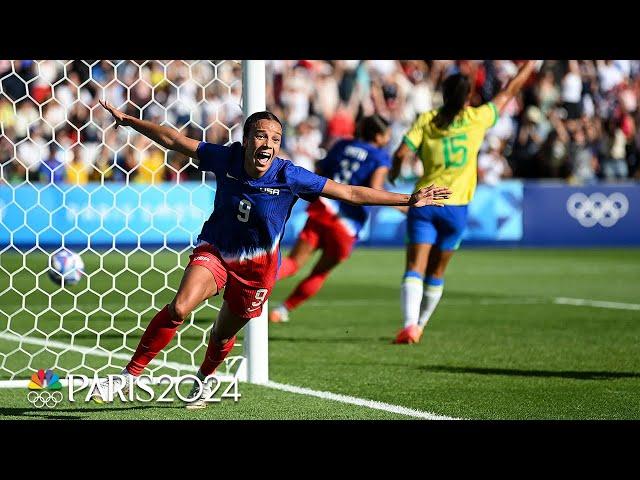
[
  {"x1": 0, "y1": 59, "x2": 268, "y2": 387},
  {"x1": 237, "y1": 60, "x2": 268, "y2": 384}
]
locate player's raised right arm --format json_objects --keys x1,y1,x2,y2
[
  {"x1": 99, "y1": 100, "x2": 201, "y2": 159},
  {"x1": 491, "y1": 60, "x2": 538, "y2": 112}
]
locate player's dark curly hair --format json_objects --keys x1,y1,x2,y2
[
  {"x1": 357, "y1": 114, "x2": 390, "y2": 143},
  {"x1": 243, "y1": 111, "x2": 283, "y2": 138},
  {"x1": 432, "y1": 73, "x2": 471, "y2": 130}
]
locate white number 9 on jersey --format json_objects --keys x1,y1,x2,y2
[
  {"x1": 251, "y1": 288, "x2": 268, "y2": 308},
  {"x1": 237, "y1": 199, "x2": 251, "y2": 222}
]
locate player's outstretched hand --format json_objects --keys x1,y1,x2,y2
[
  {"x1": 99, "y1": 99, "x2": 128, "y2": 129},
  {"x1": 409, "y1": 184, "x2": 452, "y2": 207}
]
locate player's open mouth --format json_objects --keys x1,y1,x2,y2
[{"x1": 255, "y1": 151, "x2": 271, "y2": 166}]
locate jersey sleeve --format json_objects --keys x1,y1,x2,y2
[
  {"x1": 284, "y1": 162, "x2": 328, "y2": 202},
  {"x1": 473, "y1": 102, "x2": 499, "y2": 129},
  {"x1": 403, "y1": 114, "x2": 426, "y2": 152},
  {"x1": 196, "y1": 142, "x2": 234, "y2": 177},
  {"x1": 376, "y1": 149, "x2": 392, "y2": 169}
]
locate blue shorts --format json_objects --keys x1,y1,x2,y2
[{"x1": 406, "y1": 205, "x2": 468, "y2": 251}]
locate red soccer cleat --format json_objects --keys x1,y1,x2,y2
[{"x1": 393, "y1": 324, "x2": 423, "y2": 344}]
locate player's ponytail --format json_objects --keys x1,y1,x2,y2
[{"x1": 432, "y1": 73, "x2": 471, "y2": 130}]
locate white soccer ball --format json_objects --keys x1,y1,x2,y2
[{"x1": 48, "y1": 249, "x2": 85, "y2": 286}]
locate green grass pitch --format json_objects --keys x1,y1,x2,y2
[{"x1": 1, "y1": 247, "x2": 639, "y2": 420}]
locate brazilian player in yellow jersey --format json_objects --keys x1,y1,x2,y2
[{"x1": 389, "y1": 60, "x2": 538, "y2": 344}]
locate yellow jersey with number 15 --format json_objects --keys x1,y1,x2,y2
[{"x1": 403, "y1": 102, "x2": 499, "y2": 205}]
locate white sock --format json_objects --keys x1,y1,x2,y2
[
  {"x1": 417, "y1": 284, "x2": 444, "y2": 328},
  {"x1": 401, "y1": 273, "x2": 424, "y2": 328}
]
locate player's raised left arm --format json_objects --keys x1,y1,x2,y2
[
  {"x1": 99, "y1": 100, "x2": 201, "y2": 159},
  {"x1": 321, "y1": 179, "x2": 451, "y2": 207}
]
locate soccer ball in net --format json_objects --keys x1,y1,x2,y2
[{"x1": 48, "y1": 249, "x2": 85, "y2": 286}]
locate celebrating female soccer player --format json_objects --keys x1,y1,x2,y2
[
  {"x1": 269, "y1": 114, "x2": 392, "y2": 324},
  {"x1": 96, "y1": 100, "x2": 451, "y2": 406},
  {"x1": 390, "y1": 60, "x2": 537, "y2": 344}
]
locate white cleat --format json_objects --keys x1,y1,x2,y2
[
  {"x1": 268, "y1": 305, "x2": 290, "y2": 323},
  {"x1": 185, "y1": 379, "x2": 213, "y2": 410},
  {"x1": 90, "y1": 375, "x2": 131, "y2": 404}
]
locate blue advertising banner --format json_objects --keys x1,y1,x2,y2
[
  {"x1": 0, "y1": 182, "x2": 216, "y2": 248},
  {"x1": 8, "y1": 180, "x2": 638, "y2": 248},
  {"x1": 0, "y1": 180, "x2": 524, "y2": 249},
  {"x1": 522, "y1": 182, "x2": 640, "y2": 246}
]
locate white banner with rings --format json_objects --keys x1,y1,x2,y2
[{"x1": 566, "y1": 192, "x2": 629, "y2": 228}]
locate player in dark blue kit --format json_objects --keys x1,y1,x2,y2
[
  {"x1": 96, "y1": 100, "x2": 451, "y2": 407},
  {"x1": 270, "y1": 115, "x2": 393, "y2": 323}
]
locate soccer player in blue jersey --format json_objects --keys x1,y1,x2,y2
[
  {"x1": 96, "y1": 100, "x2": 451, "y2": 406},
  {"x1": 269, "y1": 114, "x2": 392, "y2": 323}
]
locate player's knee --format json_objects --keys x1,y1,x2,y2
[
  {"x1": 170, "y1": 299, "x2": 192, "y2": 324},
  {"x1": 210, "y1": 329, "x2": 232, "y2": 346}
]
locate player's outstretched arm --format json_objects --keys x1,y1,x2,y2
[
  {"x1": 491, "y1": 60, "x2": 538, "y2": 112},
  {"x1": 98, "y1": 100, "x2": 200, "y2": 159},
  {"x1": 321, "y1": 179, "x2": 451, "y2": 207}
]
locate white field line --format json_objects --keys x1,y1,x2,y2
[
  {"x1": 0, "y1": 332, "x2": 240, "y2": 383},
  {"x1": 264, "y1": 381, "x2": 459, "y2": 420},
  {"x1": 553, "y1": 297, "x2": 640, "y2": 311},
  {"x1": 0, "y1": 332, "x2": 459, "y2": 419}
]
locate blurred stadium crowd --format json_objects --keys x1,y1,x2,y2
[{"x1": 1, "y1": 59, "x2": 639, "y2": 186}]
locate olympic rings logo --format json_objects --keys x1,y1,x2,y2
[
  {"x1": 566, "y1": 192, "x2": 629, "y2": 228},
  {"x1": 27, "y1": 390, "x2": 64, "y2": 408}
]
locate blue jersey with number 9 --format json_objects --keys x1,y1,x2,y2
[{"x1": 196, "y1": 142, "x2": 327, "y2": 282}]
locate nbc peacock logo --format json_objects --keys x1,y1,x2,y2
[{"x1": 27, "y1": 369, "x2": 64, "y2": 408}]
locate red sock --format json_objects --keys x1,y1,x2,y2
[
  {"x1": 277, "y1": 257, "x2": 298, "y2": 279},
  {"x1": 199, "y1": 335, "x2": 237, "y2": 376},
  {"x1": 283, "y1": 270, "x2": 330, "y2": 310},
  {"x1": 127, "y1": 305, "x2": 182, "y2": 376}
]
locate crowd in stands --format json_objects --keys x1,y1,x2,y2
[{"x1": 1, "y1": 59, "x2": 639, "y2": 186}]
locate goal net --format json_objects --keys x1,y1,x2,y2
[{"x1": 0, "y1": 60, "x2": 267, "y2": 386}]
